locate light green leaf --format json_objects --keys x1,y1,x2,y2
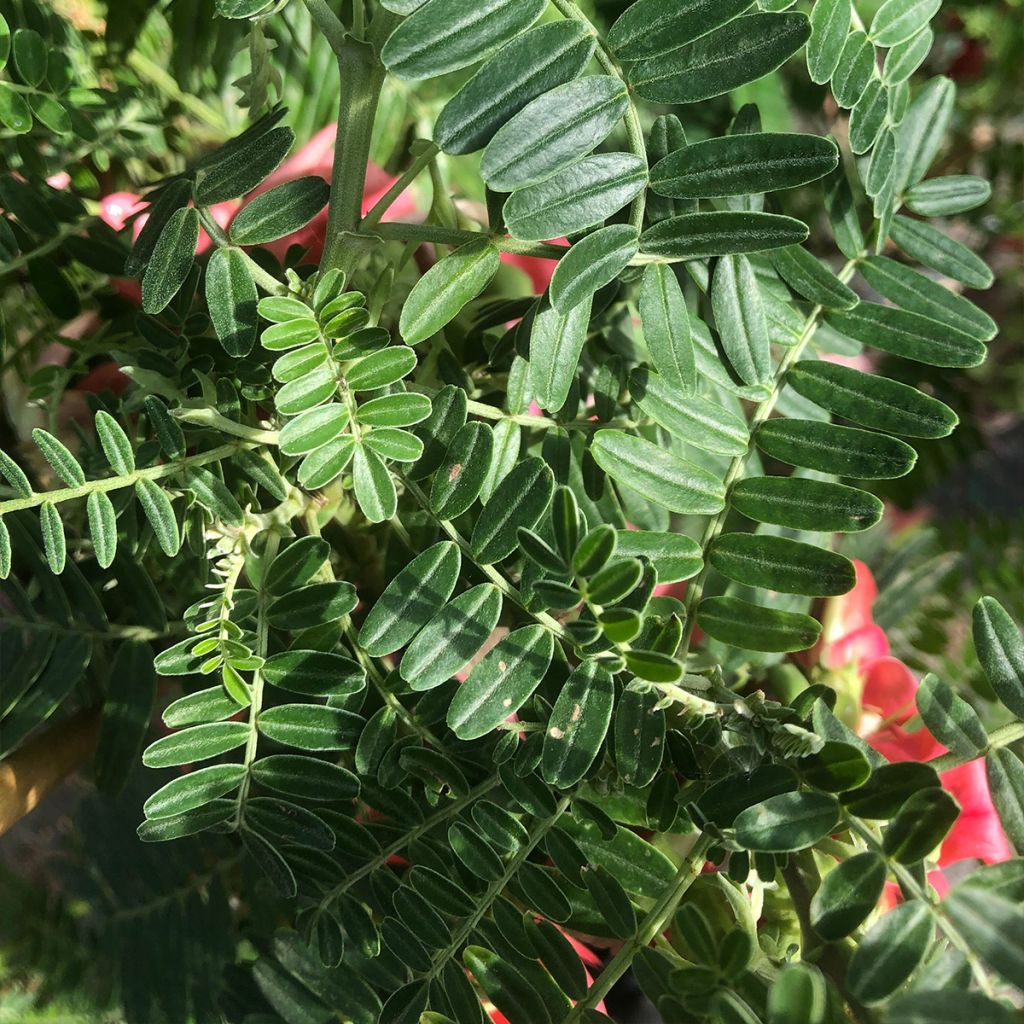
[
  {"x1": 699, "y1": 595, "x2": 822, "y2": 652},
  {"x1": 250, "y1": 754, "x2": 359, "y2": 803},
  {"x1": 889, "y1": 214, "x2": 993, "y2": 290},
  {"x1": 892, "y1": 77, "x2": 955, "y2": 194},
  {"x1": 640, "y1": 211, "x2": 808, "y2": 259},
  {"x1": 831, "y1": 31, "x2": 874, "y2": 109},
  {"x1": 94, "y1": 411, "x2": 135, "y2": 476},
  {"x1": 810, "y1": 851, "x2": 887, "y2": 940},
  {"x1": 807, "y1": 0, "x2": 851, "y2": 84},
  {"x1": 883, "y1": 27, "x2": 933, "y2": 84},
  {"x1": 433, "y1": 21, "x2": 594, "y2": 155},
  {"x1": 651, "y1": 133, "x2": 837, "y2": 199},
  {"x1": 87, "y1": 490, "x2": 118, "y2": 569},
  {"x1": 481, "y1": 76, "x2": 628, "y2": 193},
  {"x1": 135, "y1": 478, "x2": 180, "y2": 556},
  {"x1": 504, "y1": 154, "x2": 646, "y2": 242},
  {"x1": 39, "y1": 501, "x2": 66, "y2": 574},
  {"x1": 447, "y1": 625, "x2": 554, "y2": 740},
  {"x1": 353, "y1": 444, "x2": 396, "y2": 522},
  {"x1": 206, "y1": 247, "x2": 258, "y2": 357},
  {"x1": 183, "y1": 466, "x2": 244, "y2": 527},
  {"x1": 712, "y1": 253, "x2": 770, "y2": 385},
  {"x1": 871, "y1": 0, "x2": 940, "y2": 47},
  {"x1": 276, "y1": 366, "x2": 338, "y2": 416},
  {"x1": 615, "y1": 530, "x2": 702, "y2": 583},
  {"x1": 629, "y1": 13, "x2": 811, "y2": 104},
  {"x1": 400, "y1": 238, "x2": 500, "y2": 345},
  {"x1": 144, "y1": 763, "x2": 246, "y2": 819},
  {"x1": 143, "y1": 722, "x2": 248, "y2": 768},
  {"x1": 32, "y1": 428, "x2": 85, "y2": 487},
  {"x1": 591, "y1": 429, "x2": 726, "y2": 515},
  {"x1": 904, "y1": 175, "x2": 991, "y2": 217},
  {"x1": 638, "y1": 265, "x2": 696, "y2": 396},
  {"x1": 381, "y1": 0, "x2": 547, "y2": 81}
]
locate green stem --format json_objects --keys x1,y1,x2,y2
[
  {"x1": 370, "y1": 222, "x2": 569, "y2": 259},
  {"x1": 361, "y1": 141, "x2": 440, "y2": 229},
  {"x1": 196, "y1": 209, "x2": 285, "y2": 295},
  {"x1": 423, "y1": 796, "x2": 572, "y2": 983},
  {"x1": 321, "y1": 13, "x2": 400, "y2": 272},
  {"x1": 301, "y1": 0, "x2": 348, "y2": 52},
  {"x1": 172, "y1": 407, "x2": 279, "y2": 445},
  {"x1": 316, "y1": 775, "x2": 500, "y2": 913},
  {"x1": 233, "y1": 531, "x2": 280, "y2": 828},
  {"x1": 548, "y1": 0, "x2": 648, "y2": 230},
  {"x1": 566, "y1": 834, "x2": 713, "y2": 1021},
  {"x1": 676, "y1": 255, "x2": 861, "y2": 658},
  {"x1": 928, "y1": 721, "x2": 1024, "y2": 774},
  {"x1": 0, "y1": 443, "x2": 245, "y2": 516}
]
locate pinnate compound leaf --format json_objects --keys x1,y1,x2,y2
[
  {"x1": 788, "y1": 360, "x2": 958, "y2": 438},
  {"x1": 807, "y1": 0, "x2": 852, "y2": 84},
  {"x1": 530, "y1": 296, "x2": 592, "y2": 413},
  {"x1": 400, "y1": 238, "x2": 500, "y2": 344},
  {"x1": 550, "y1": 225, "x2": 637, "y2": 315},
  {"x1": 973, "y1": 597, "x2": 1024, "y2": 719},
  {"x1": 640, "y1": 211, "x2": 808, "y2": 259},
  {"x1": 399, "y1": 583, "x2": 503, "y2": 691},
  {"x1": 359, "y1": 541, "x2": 461, "y2": 656},
  {"x1": 608, "y1": 0, "x2": 754, "y2": 61},
  {"x1": 447, "y1": 625, "x2": 554, "y2": 740},
  {"x1": 382, "y1": 0, "x2": 547, "y2": 81},
  {"x1": 471, "y1": 457, "x2": 554, "y2": 564},
  {"x1": 650, "y1": 133, "x2": 837, "y2": 199},
  {"x1": 206, "y1": 247, "x2": 258, "y2": 357},
  {"x1": 229, "y1": 176, "x2": 329, "y2": 245},
  {"x1": 734, "y1": 792, "x2": 840, "y2": 851},
  {"x1": 144, "y1": 763, "x2": 246, "y2": 819},
  {"x1": 699, "y1": 596, "x2": 822, "y2": 652},
  {"x1": 481, "y1": 77, "x2": 628, "y2": 194},
  {"x1": 712, "y1": 254, "x2": 770, "y2": 386},
  {"x1": 542, "y1": 662, "x2": 614, "y2": 789},
  {"x1": 141, "y1": 207, "x2": 198, "y2": 314},
  {"x1": 135, "y1": 478, "x2": 181, "y2": 556},
  {"x1": 504, "y1": 154, "x2": 647, "y2": 242},
  {"x1": 638, "y1": 265, "x2": 696, "y2": 397},
  {"x1": 810, "y1": 851, "x2": 887, "y2": 940},
  {"x1": 591, "y1": 430, "x2": 726, "y2": 515},
  {"x1": 731, "y1": 477, "x2": 882, "y2": 534},
  {"x1": 433, "y1": 21, "x2": 595, "y2": 156},
  {"x1": 629, "y1": 13, "x2": 811, "y2": 104}
]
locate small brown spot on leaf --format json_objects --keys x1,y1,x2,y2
[{"x1": 448, "y1": 462, "x2": 463, "y2": 482}]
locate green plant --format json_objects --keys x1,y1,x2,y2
[{"x1": 2, "y1": 1, "x2": 1022, "y2": 1022}]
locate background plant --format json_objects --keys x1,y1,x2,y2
[{"x1": 1, "y1": 1, "x2": 1023, "y2": 1023}]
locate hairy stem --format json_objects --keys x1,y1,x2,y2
[
  {"x1": 368, "y1": 221, "x2": 570, "y2": 259},
  {"x1": 928, "y1": 721, "x2": 1024, "y2": 773}
]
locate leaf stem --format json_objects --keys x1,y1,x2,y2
[
  {"x1": 566, "y1": 833, "x2": 713, "y2": 1021},
  {"x1": 0, "y1": 443, "x2": 246, "y2": 516},
  {"x1": 361, "y1": 141, "x2": 440, "y2": 230},
  {"x1": 928, "y1": 721, "x2": 1024, "y2": 774},
  {"x1": 369, "y1": 221, "x2": 569, "y2": 259}
]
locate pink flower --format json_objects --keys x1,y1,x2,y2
[{"x1": 819, "y1": 562, "x2": 1011, "y2": 875}]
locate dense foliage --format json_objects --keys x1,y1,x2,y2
[{"x1": 1, "y1": 1, "x2": 1022, "y2": 1022}]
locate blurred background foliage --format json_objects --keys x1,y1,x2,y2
[{"x1": 1, "y1": 0, "x2": 1021, "y2": 1019}]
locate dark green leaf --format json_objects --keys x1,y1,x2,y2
[
  {"x1": 206, "y1": 247, "x2": 258, "y2": 357},
  {"x1": 885, "y1": 992, "x2": 1016, "y2": 1024},
  {"x1": 550, "y1": 226, "x2": 637, "y2": 315},
  {"x1": 769, "y1": 245, "x2": 858, "y2": 310},
  {"x1": 194, "y1": 126, "x2": 293, "y2": 205},
  {"x1": 986, "y1": 749, "x2": 1024, "y2": 853},
  {"x1": 141, "y1": 207, "x2": 198, "y2": 314},
  {"x1": 882, "y1": 787, "x2": 959, "y2": 863},
  {"x1": 608, "y1": 0, "x2": 754, "y2": 61},
  {"x1": 699, "y1": 596, "x2": 822, "y2": 652},
  {"x1": 382, "y1": 0, "x2": 548, "y2": 81},
  {"x1": 710, "y1": 533, "x2": 855, "y2": 597},
  {"x1": 530, "y1": 296, "x2": 592, "y2": 412},
  {"x1": 712, "y1": 254, "x2": 770, "y2": 385},
  {"x1": 629, "y1": 13, "x2": 811, "y2": 104},
  {"x1": 470, "y1": 457, "x2": 554, "y2": 564},
  {"x1": 481, "y1": 77, "x2": 628, "y2": 193},
  {"x1": 756, "y1": 418, "x2": 918, "y2": 479},
  {"x1": 263, "y1": 649, "x2": 364, "y2": 696},
  {"x1": 614, "y1": 687, "x2": 665, "y2": 788},
  {"x1": 39, "y1": 501, "x2": 66, "y2": 574},
  {"x1": 638, "y1": 264, "x2": 696, "y2": 397},
  {"x1": 889, "y1": 214, "x2": 993, "y2": 290},
  {"x1": 401, "y1": 238, "x2": 500, "y2": 344},
  {"x1": 257, "y1": 704, "x2": 363, "y2": 751},
  {"x1": 616, "y1": 530, "x2": 703, "y2": 583},
  {"x1": 842, "y1": 762, "x2": 940, "y2": 818},
  {"x1": 640, "y1": 211, "x2": 808, "y2": 259},
  {"x1": 229, "y1": 176, "x2": 329, "y2": 245},
  {"x1": 542, "y1": 663, "x2": 614, "y2": 789},
  {"x1": 943, "y1": 889, "x2": 1024, "y2": 990},
  {"x1": 915, "y1": 673, "x2": 988, "y2": 759},
  {"x1": 250, "y1": 754, "x2": 359, "y2": 802},
  {"x1": 433, "y1": 21, "x2": 595, "y2": 155},
  {"x1": 135, "y1": 478, "x2": 180, "y2": 556},
  {"x1": 973, "y1": 597, "x2": 1024, "y2": 719},
  {"x1": 463, "y1": 947, "x2": 552, "y2": 1024},
  {"x1": 359, "y1": 541, "x2": 461, "y2": 656},
  {"x1": 734, "y1": 792, "x2": 840, "y2": 851},
  {"x1": 143, "y1": 763, "x2": 246, "y2": 819},
  {"x1": 591, "y1": 430, "x2": 726, "y2": 515},
  {"x1": 504, "y1": 154, "x2": 647, "y2": 242},
  {"x1": 730, "y1": 477, "x2": 882, "y2": 533}
]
